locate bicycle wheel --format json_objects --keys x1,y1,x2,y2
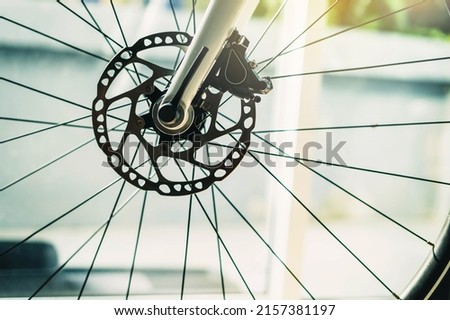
[{"x1": 1, "y1": 0, "x2": 449, "y2": 299}]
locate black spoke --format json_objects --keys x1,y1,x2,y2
[
  {"x1": 167, "y1": 0, "x2": 184, "y2": 71},
  {"x1": 184, "y1": 0, "x2": 198, "y2": 33},
  {"x1": 209, "y1": 139, "x2": 450, "y2": 188},
  {"x1": 1, "y1": 120, "x2": 127, "y2": 191},
  {"x1": 206, "y1": 146, "x2": 226, "y2": 299},
  {"x1": 175, "y1": 162, "x2": 254, "y2": 299},
  {"x1": 1, "y1": 16, "x2": 109, "y2": 63},
  {"x1": 252, "y1": 120, "x2": 450, "y2": 134},
  {"x1": 169, "y1": 0, "x2": 181, "y2": 31},
  {"x1": 258, "y1": 0, "x2": 339, "y2": 73},
  {"x1": 0, "y1": 96, "x2": 150, "y2": 143},
  {"x1": 217, "y1": 111, "x2": 450, "y2": 187},
  {"x1": 212, "y1": 185, "x2": 226, "y2": 299},
  {"x1": 0, "y1": 96, "x2": 151, "y2": 143},
  {"x1": 253, "y1": 133, "x2": 435, "y2": 247},
  {"x1": 126, "y1": 169, "x2": 153, "y2": 299},
  {"x1": 248, "y1": 0, "x2": 288, "y2": 58},
  {"x1": 1, "y1": 116, "x2": 95, "y2": 144},
  {"x1": 258, "y1": 0, "x2": 426, "y2": 65},
  {"x1": 217, "y1": 118, "x2": 401, "y2": 298},
  {"x1": 0, "y1": 177, "x2": 122, "y2": 259},
  {"x1": 2, "y1": 78, "x2": 127, "y2": 123},
  {"x1": 1, "y1": 137, "x2": 94, "y2": 191},
  {"x1": 82, "y1": 0, "x2": 156, "y2": 86},
  {"x1": 1, "y1": 116, "x2": 93, "y2": 129},
  {"x1": 212, "y1": 183, "x2": 315, "y2": 299},
  {"x1": 110, "y1": 0, "x2": 128, "y2": 47},
  {"x1": 194, "y1": 191, "x2": 255, "y2": 299},
  {"x1": 0, "y1": 115, "x2": 94, "y2": 138},
  {"x1": 175, "y1": 161, "x2": 194, "y2": 300},
  {"x1": 57, "y1": 0, "x2": 122, "y2": 48},
  {"x1": 246, "y1": 148, "x2": 400, "y2": 299},
  {"x1": 78, "y1": 179, "x2": 128, "y2": 299},
  {"x1": 110, "y1": 0, "x2": 146, "y2": 87},
  {"x1": 3, "y1": 78, "x2": 90, "y2": 112},
  {"x1": 271, "y1": 56, "x2": 450, "y2": 79},
  {"x1": 81, "y1": 0, "x2": 121, "y2": 57},
  {"x1": 29, "y1": 187, "x2": 142, "y2": 299},
  {"x1": 192, "y1": 0, "x2": 197, "y2": 35},
  {"x1": 247, "y1": 148, "x2": 450, "y2": 187},
  {"x1": 78, "y1": 131, "x2": 144, "y2": 299}
]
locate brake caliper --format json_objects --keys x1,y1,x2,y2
[{"x1": 204, "y1": 29, "x2": 273, "y2": 101}]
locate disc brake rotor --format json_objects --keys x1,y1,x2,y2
[{"x1": 92, "y1": 32, "x2": 256, "y2": 196}]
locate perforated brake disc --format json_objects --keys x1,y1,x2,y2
[{"x1": 92, "y1": 31, "x2": 260, "y2": 196}]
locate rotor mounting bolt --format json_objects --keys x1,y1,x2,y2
[
  {"x1": 145, "y1": 85, "x2": 154, "y2": 94},
  {"x1": 249, "y1": 60, "x2": 258, "y2": 69},
  {"x1": 137, "y1": 118, "x2": 145, "y2": 127}
]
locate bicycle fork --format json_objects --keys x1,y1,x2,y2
[{"x1": 156, "y1": 0, "x2": 272, "y2": 136}]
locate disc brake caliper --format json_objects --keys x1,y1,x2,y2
[{"x1": 205, "y1": 29, "x2": 273, "y2": 101}]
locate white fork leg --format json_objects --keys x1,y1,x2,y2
[{"x1": 162, "y1": 0, "x2": 259, "y2": 114}]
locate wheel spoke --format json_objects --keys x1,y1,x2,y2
[
  {"x1": 78, "y1": 132, "x2": 146, "y2": 299},
  {"x1": 194, "y1": 191, "x2": 255, "y2": 299},
  {"x1": 217, "y1": 111, "x2": 450, "y2": 187},
  {"x1": 172, "y1": 159, "x2": 195, "y2": 299},
  {"x1": 0, "y1": 177, "x2": 122, "y2": 259},
  {"x1": 1, "y1": 138, "x2": 94, "y2": 191},
  {"x1": 217, "y1": 118, "x2": 402, "y2": 299},
  {"x1": 191, "y1": 0, "x2": 197, "y2": 35},
  {"x1": 57, "y1": 0, "x2": 122, "y2": 48},
  {"x1": 252, "y1": 120, "x2": 450, "y2": 134},
  {"x1": 169, "y1": 0, "x2": 181, "y2": 31},
  {"x1": 0, "y1": 96, "x2": 148, "y2": 143},
  {"x1": 82, "y1": 0, "x2": 157, "y2": 86},
  {"x1": 0, "y1": 95, "x2": 152, "y2": 143},
  {"x1": 126, "y1": 162, "x2": 154, "y2": 299},
  {"x1": 208, "y1": 138, "x2": 450, "y2": 188},
  {"x1": 110, "y1": 0, "x2": 128, "y2": 47},
  {"x1": 247, "y1": 148, "x2": 450, "y2": 187},
  {"x1": 110, "y1": 0, "x2": 148, "y2": 87},
  {"x1": 212, "y1": 183, "x2": 315, "y2": 299},
  {"x1": 270, "y1": 56, "x2": 450, "y2": 79},
  {"x1": 206, "y1": 146, "x2": 226, "y2": 299},
  {"x1": 1, "y1": 16, "x2": 109, "y2": 63},
  {"x1": 29, "y1": 187, "x2": 142, "y2": 299},
  {"x1": 247, "y1": 148, "x2": 400, "y2": 299},
  {"x1": 2, "y1": 78, "x2": 127, "y2": 124},
  {"x1": 0, "y1": 120, "x2": 127, "y2": 191},
  {"x1": 81, "y1": 0, "x2": 123, "y2": 58},
  {"x1": 175, "y1": 161, "x2": 254, "y2": 299},
  {"x1": 1, "y1": 117, "x2": 96, "y2": 144},
  {"x1": 78, "y1": 179, "x2": 128, "y2": 299},
  {"x1": 1, "y1": 116, "x2": 93, "y2": 128},
  {"x1": 184, "y1": 0, "x2": 198, "y2": 33},
  {"x1": 248, "y1": 0, "x2": 288, "y2": 58},
  {"x1": 258, "y1": 0, "x2": 426, "y2": 66},
  {"x1": 3, "y1": 78, "x2": 90, "y2": 112},
  {"x1": 257, "y1": 0, "x2": 339, "y2": 73},
  {"x1": 253, "y1": 133, "x2": 435, "y2": 247}
]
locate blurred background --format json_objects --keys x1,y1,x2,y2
[{"x1": 1, "y1": 0, "x2": 449, "y2": 299}]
